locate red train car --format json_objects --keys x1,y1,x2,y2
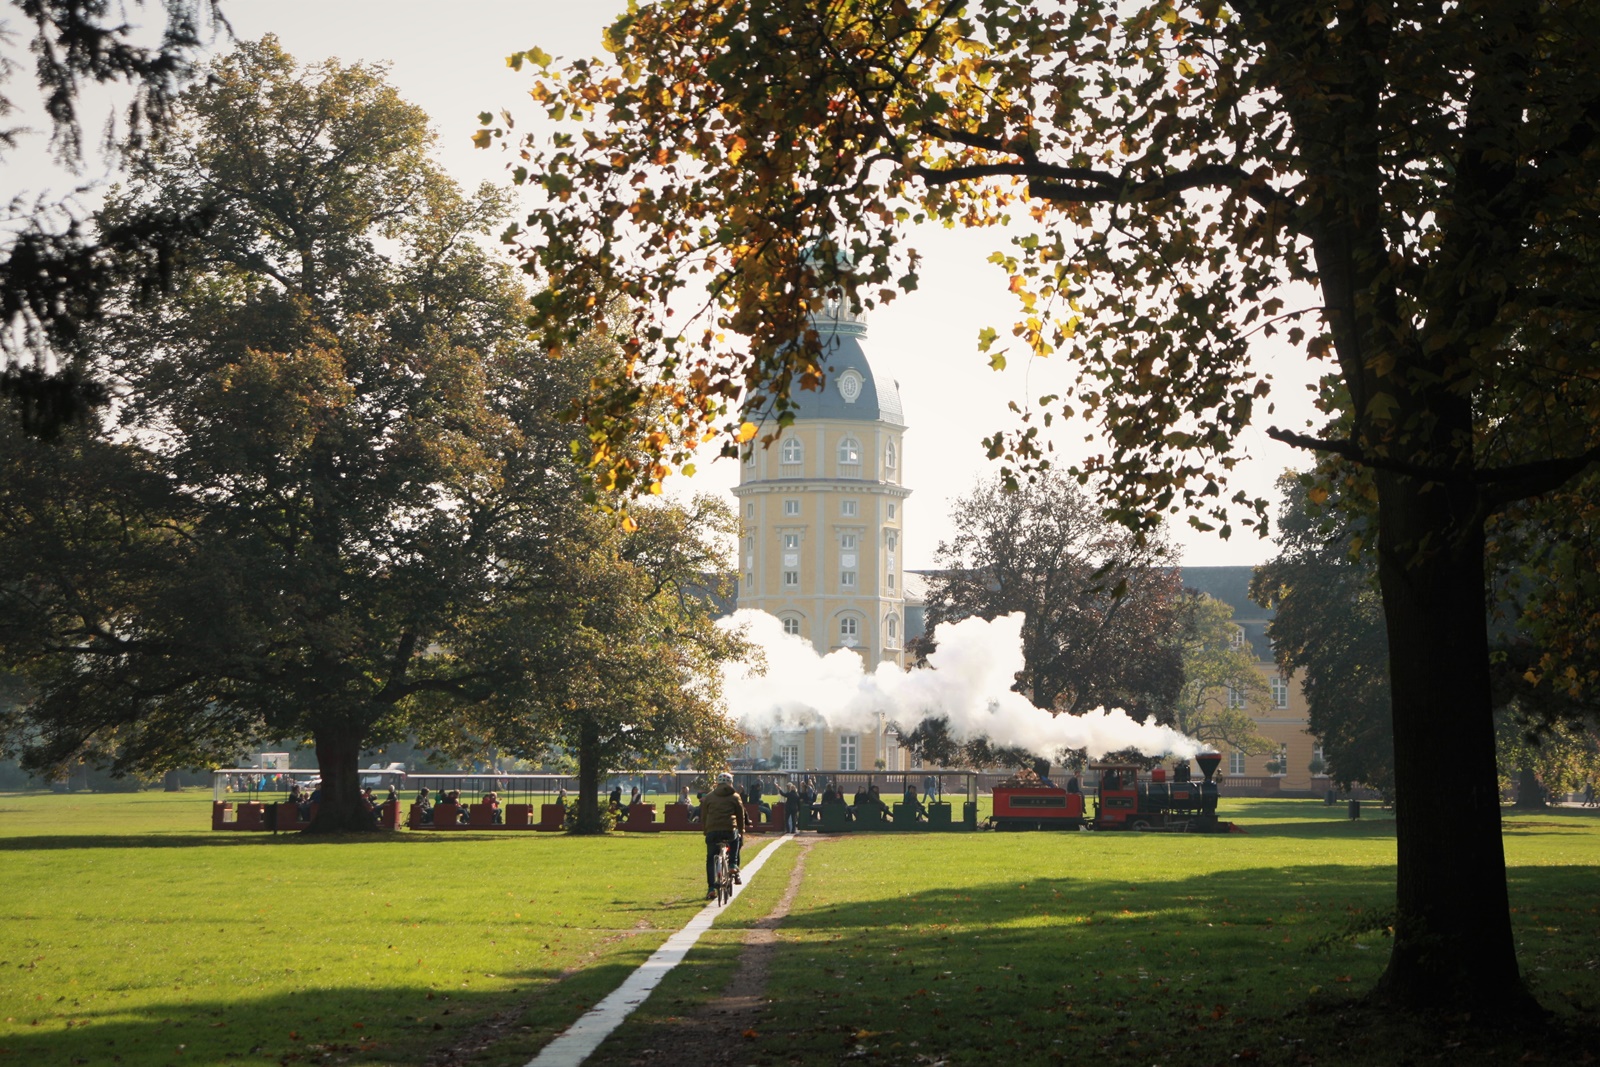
[
  {"x1": 990, "y1": 785, "x2": 1086, "y2": 830},
  {"x1": 989, "y1": 753, "x2": 1239, "y2": 833}
]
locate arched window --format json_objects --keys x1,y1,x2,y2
[
  {"x1": 885, "y1": 440, "x2": 897, "y2": 470},
  {"x1": 838, "y1": 438, "x2": 864, "y2": 479},
  {"x1": 781, "y1": 615, "x2": 802, "y2": 637},
  {"x1": 839, "y1": 616, "x2": 859, "y2": 646},
  {"x1": 886, "y1": 613, "x2": 900, "y2": 642},
  {"x1": 781, "y1": 436, "x2": 803, "y2": 464}
]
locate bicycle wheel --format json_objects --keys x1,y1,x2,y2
[{"x1": 715, "y1": 846, "x2": 732, "y2": 905}]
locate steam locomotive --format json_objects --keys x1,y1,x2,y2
[{"x1": 990, "y1": 751, "x2": 1239, "y2": 832}]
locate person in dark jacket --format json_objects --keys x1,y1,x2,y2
[
  {"x1": 782, "y1": 780, "x2": 801, "y2": 833},
  {"x1": 701, "y1": 772, "x2": 748, "y2": 898}
]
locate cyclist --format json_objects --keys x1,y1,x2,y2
[{"x1": 702, "y1": 771, "x2": 747, "y2": 899}]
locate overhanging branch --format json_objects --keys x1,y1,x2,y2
[
  {"x1": 1266, "y1": 426, "x2": 1600, "y2": 504},
  {"x1": 914, "y1": 152, "x2": 1298, "y2": 221}
]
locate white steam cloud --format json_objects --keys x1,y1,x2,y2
[{"x1": 718, "y1": 610, "x2": 1206, "y2": 762}]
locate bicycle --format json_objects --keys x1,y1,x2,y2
[{"x1": 711, "y1": 841, "x2": 734, "y2": 905}]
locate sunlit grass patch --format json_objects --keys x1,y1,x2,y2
[
  {"x1": 592, "y1": 798, "x2": 1599, "y2": 1067},
  {"x1": 2, "y1": 792, "x2": 1597, "y2": 1067},
  {"x1": 0, "y1": 790, "x2": 720, "y2": 1067}
]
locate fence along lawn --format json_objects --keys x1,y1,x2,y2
[{"x1": 1, "y1": 792, "x2": 1597, "y2": 1067}]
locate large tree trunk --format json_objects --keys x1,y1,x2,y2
[
  {"x1": 1371, "y1": 473, "x2": 1535, "y2": 1015},
  {"x1": 1512, "y1": 765, "x2": 1546, "y2": 810},
  {"x1": 305, "y1": 728, "x2": 378, "y2": 833},
  {"x1": 571, "y1": 718, "x2": 604, "y2": 834}
]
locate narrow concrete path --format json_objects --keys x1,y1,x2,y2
[
  {"x1": 522, "y1": 834, "x2": 797, "y2": 1067},
  {"x1": 582, "y1": 835, "x2": 822, "y2": 1067}
]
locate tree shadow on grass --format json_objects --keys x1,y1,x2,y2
[
  {"x1": 0, "y1": 959, "x2": 646, "y2": 1067},
  {"x1": 681, "y1": 858, "x2": 1600, "y2": 1067}
]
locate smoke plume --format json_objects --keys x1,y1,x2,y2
[{"x1": 719, "y1": 610, "x2": 1205, "y2": 761}]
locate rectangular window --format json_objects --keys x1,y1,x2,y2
[
  {"x1": 839, "y1": 734, "x2": 859, "y2": 771},
  {"x1": 886, "y1": 573, "x2": 895, "y2": 589},
  {"x1": 783, "y1": 570, "x2": 799, "y2": 588},
  {"x1": 783, "y1": 499, "x2": 801, "y2": 516},
  {"x1": 1227, "y1": 685, "x2": 1246, "y2": 710},
  {"x1": 1270, "y1": 676, "x2": 1289, "y2": 709},
  {"x1": 783, "y1": 533, "x2": 800, "y2": 549},
  {"x1": 841, "y1": 570, "x2": 856, "y2": 589},
  {"x1": 841, "y1": 498, "x2": 858, "y2": 517},
  {"x1": 779, "y1": 744, "x2": 800, "y2": 772},
  {"x1": 887, "y1": 504, "x2": 896, "y2": 520},
  {"x1": 1229, "y1": 751, "x2": 1245, "y2": 775},
  {"x1": 841, "y1": 533, "x2": 856, "y2": 550}
]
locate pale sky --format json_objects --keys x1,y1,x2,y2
[{"x1": 8, "y1": 1, "x2": 1327, "y2": 569}]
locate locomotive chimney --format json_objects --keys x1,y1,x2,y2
[{"x1": 1195, "y1": 752, "x2": 1222, "y2": 783}]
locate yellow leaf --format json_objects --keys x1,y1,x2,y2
[
  {"x1": 471, "y1": 129, "x2": 492, "y2": 149},
  {"x1": 1307, "y1": 485, "x2": 1329, "y2": 504},
  {"x1": 737, "y1": 421, "x2": 758, "y2": 443}
]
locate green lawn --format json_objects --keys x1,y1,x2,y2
[
  {"x1": 0, "y1": 790, "x2": 774, "y2": 1067},
  {"x1": 1, "y1": 791, "x2": 1595, "y2": 1067},
  {"x1": 593, "y1": 797, "x2": 1599, "y2": 1066}
]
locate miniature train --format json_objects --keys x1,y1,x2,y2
[
  {"x1": 991, "y1": 752, "x2": 1239, "y2": 833},
  {"x1": 210, "y1": 756, "x2": 1241, "y2": 834}
]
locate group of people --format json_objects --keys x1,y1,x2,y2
[
  {"x1": 607, "y1": 784, "x2": 647, "y2": 818},
  {"x1": 772, "y1": 777, "x2": 943, "y2": 829},
  {"x1": 412, "y1": 786, "x2": 502, "y2": 825},
  {"x1": 696, "y1": 772, "x2": 951, "y2": 896}
]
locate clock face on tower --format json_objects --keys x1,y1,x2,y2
[{"x1": 838, "y1": 370, "x2": 862, "y2": 403}]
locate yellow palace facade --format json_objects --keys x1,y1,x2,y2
[{"x1": 732, "y1": 301, "x2": 911, "y2": 773}]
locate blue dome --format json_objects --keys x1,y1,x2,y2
[{"x1": 753, "y1": 326, "x2": 905, "y2": 428}]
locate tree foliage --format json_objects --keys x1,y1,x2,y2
[
  {"x1": 0, "y1": 40, "x2": 600, "y2": 831},
  {"x1": 1168, "y1": 591, "x2": 1272, "y2": 756},
  {"x1": 1489, "y1": 473, "x2": 1600, "y2": 703},
  {"x1": 0, "y1": 0, "x2": 226, "y2": 434},
  {"x1": 1252, "y1": 474, "x2": 1395, "y2": 797},
  {"x1": 916, "y1": 473, "x2": 1184, "y2": 718},
  {"x1": 459, "y1": 494, "x2": 746, "y2": 833},
  {"x1": 1256, "y1": 472, "x2": 1600, "y2": 802},
  {"x1": 491, "y1": 0, "x2": 1600, "y2": 1012},
  {"x1": 895, "y1": 715, "x2": 1032, "y2": 772},
  {"x1": 1494, "y1": 709, "x2": 1600, "y2": 804}
]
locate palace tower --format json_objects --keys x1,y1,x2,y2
[{"x1": 732, "y1": 301, "x2": 910, "y2": 772}]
